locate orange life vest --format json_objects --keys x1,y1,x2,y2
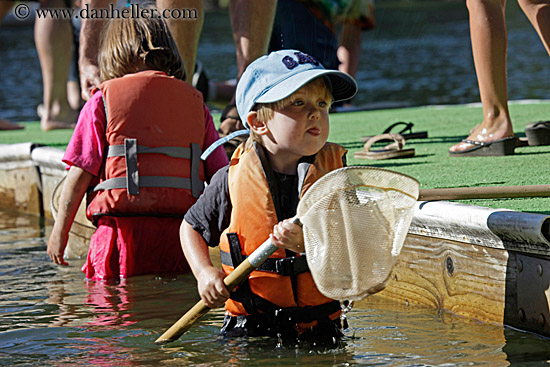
[
  {"x1": 219, "y1": 142, "x2": 347, "y2": 331},
  {"x1": 86, "y1": 70, "x2": 206, "y2": 223}
]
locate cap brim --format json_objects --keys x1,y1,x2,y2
[{"x1": 255, "y1": 69, "x2": 357, "y2": 104}]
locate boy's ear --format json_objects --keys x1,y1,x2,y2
[{"x1": 247, "y1": 112, "x2": 268, "y2": 135}]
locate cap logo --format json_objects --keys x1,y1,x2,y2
[{"x1": 281, "y1": 52, "x2": 320, "y2": 70}]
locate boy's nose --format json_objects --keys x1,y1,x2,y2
[{"x1": 308, "y1": 104, "x2": 321, "y2": 119}]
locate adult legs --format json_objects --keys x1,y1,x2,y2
[
  {"x1": 230, "y1": 0, "x2": 277, "y2": 80},
  {"x1": 78, "y1": 0, "x2": 111, "y2": 100},
  {"x1": 0, "y1": 1, "x2": 24, "y2": 129},
  {"x1": 218, "y1": 0, "x2": 277, "y2": 135},
  {"x1": 450, "y1": 0, "x2": 513, "y2": 153},
  {"x1": 156, "y1": 0, "x2": 204, "y2": 84},
  {"x1": 79, "y1": 0, "x2": 203, "y2": 98},
  {"x1": 517, "y1": 0, "x2": 550, "y2": 55},
  {"x1": 337, "y1": 21, "x2": 362, "y2": 107},
  {"x1": 338, "y1": 22, "x2": 362, "y2": 78},
  {"x1": 36, "y1": 0, "x2": 78, "y2": 130}
]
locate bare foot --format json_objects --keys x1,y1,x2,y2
[
  {"x1": 67, "y1": 80, "x2": 84, "y2": 111},
  {"x1": 0, "y1": 119, "x2": 24, "y2": 130},
  {"x1": 449, "y1": 119, "x2": 515, "y2": 153},
  {"x1": 40, "y1": 108, "x2": 79, "y2": 131}
]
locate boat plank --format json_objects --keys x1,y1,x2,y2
[
  {"x1": 361, "y1": 235, "x2": 510, "y2": 324},
  {"x1": 360, "y1": 234, "x2": 550, "y2": 336}
]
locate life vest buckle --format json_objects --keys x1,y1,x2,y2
[{"x1": 274, "y1": 256, "x2": 309, "y2": 276}]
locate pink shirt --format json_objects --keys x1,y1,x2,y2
[{"x1": 63, "y1": 90, "x2": 228, "y2": 182}]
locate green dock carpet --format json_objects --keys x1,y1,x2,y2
[{"x1": 1, "y1": 101, "x2": 549, "y2": 214}]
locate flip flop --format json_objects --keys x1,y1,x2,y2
[
  {"x1": 220, "y1": 103, "x2": 240, "y2": 125},
  {"x1": 361, "y1": 121, "x2": 428, "y2": 143},
  {"x1": 525, "y1": 121, "x2": 550, "y2": 146},
  {"x1": 354, "y1": 133, "x2": 415, "y2": 160},
  {"x1": 0, "y1": 118, "x2": 24, "y2": 130},
  {"x1": 218, "y1": 104, "x2": 249, "y2": 158},
  {"x1": 449, "y1": 136, "x2": 517, "y2": 157}
]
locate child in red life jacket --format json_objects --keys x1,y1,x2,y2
[
  {"x1": 46, "y1": 13, "x2": 228, "y2": 280},
  {"x1": 181, "y1": 50, "x2": 357, "y2": 343}
]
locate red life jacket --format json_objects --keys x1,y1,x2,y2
[
  {"x1": 219, "y1": 142, "x2": 347, "y2": 332},
  {"x1": 86, "y1": 70, "x2": 206, "y2": 223}
]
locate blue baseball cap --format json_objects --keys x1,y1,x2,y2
[{"x1": 235, "y1": 49, "x2": 358, "y2": 128}]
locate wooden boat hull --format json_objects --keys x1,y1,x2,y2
[{"x1": 359, "y1": 201, "x2": 550, "y2": 337}]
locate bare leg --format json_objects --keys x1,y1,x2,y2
[
  {"x1": 0, "y1": 2, "x2": 24, "y2": 129},
  {"x1": 36, "y1": 0, "x2": 78, "y2": 130},
  {"x1": 156, "y1": 0, "x2": 204, "y2": 84},
  {"x1": 67, "y1": 80, "x2": 82, "y2": 110},
  {"x1": 338, "y1": 22, "x2": 361, "y2": 78},
  {"x1": 219, "y1": 0, "x2": 277, "y2": 135},
  {"x1": 37, "y1": 1, "x2": 83, "y2": 116},
  {"x1": 517, "y1": 0, "x2": 550, "y2": 55},
  {"x1": 230, "y1": 0, "x2": 277, "y2": 79},
  {"x1": 450, "y1": 0, "x2": 514, "y2": 153},
  {"x1": 337, "y1": 21, "x2": 361, "y2": 107},
  {"x1": 79, "y1": 0, "x2": 112, "y2": 100}
]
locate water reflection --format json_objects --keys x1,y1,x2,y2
[
  {"x1": 504, "y1": 329, "x2": 550, "y2": 365},
  {"x1": 1, "y1": 207, "x2": 550, "y2": 366}
]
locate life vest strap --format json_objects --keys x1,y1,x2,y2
[
  {"x1": 231, "y1": 290, "x2": 341, "y2": 326},
  {"x1": 190, "y1": 142, "x2": 203, "y2": 198},
  {"x1": 220, "y1": 249, "x2": 310, "y2": 276},
  {"x1": 125, "y1": 138, "x2": 139, "y2": 195},
  {"x1": 271, "y1": 300, "x2": 341, "y2": 325},
  {"x1": 107, "y1": 143, "x2": 194, "y2": 159},
  {"x1": 97, "y1": 140, "x2": 205, "y2": 198},
  {"x1": 93, "y1": 176, "x2": 204, "y2": 194},
  {"x1": 223, "y1": 233, "x2": 338, "y2": 323},
  {"x1": 226, "y1": 233, "x2": 257, "y2": 314}
]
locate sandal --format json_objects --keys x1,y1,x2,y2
[
  {"x1": 449, "y1": 136, "x2": 517, "y2": 157},
  {"x1": 354, "y1": 133, "x2": 415, "y2": 160},
  {"x1": 361, "y1": 121, "x2": 428, "y2": 143},
  {"x1": 220, "y1": 131, "x2": 248, "y2": 158},
  {"x1": 220, "y1": 104, "x2": 242, "y2": 126},
  {"x1": 525, "y1": 121, "x2": 550, "y2": 146},
  {"x1": 217, "y1": 104, "x2": 248, "y2": 158}
]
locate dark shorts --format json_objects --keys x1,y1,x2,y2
[{"x1": 269, "y1": 0, "x2": 339, "y2": 70}]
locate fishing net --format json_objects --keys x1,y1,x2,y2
[
  {"x1": 51, "y1": 176, "x2": 95, "y2": 258},
  {"x1": 156, "y1": 166, "x2": 419, "y2": 344},
  {"x1": 299, "y1": 167, "x2": 419, "y2": 301}
]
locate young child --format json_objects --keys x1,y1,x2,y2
[
  {"x1": 180, "y1": 49, "x2": 357, "y2": 342},
  {"x1": 46, "y1": 13, "x2": 228, "y2": 280}
]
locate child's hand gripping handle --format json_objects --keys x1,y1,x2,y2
[{"x1": 154, "y1": 218, "x2": 301, "y2": 345}]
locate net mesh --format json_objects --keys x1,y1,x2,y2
[
  {"x1": 298, "y1": 167, "x2": 419, "y2": 301},
  {"x1": 51, "y1": 176, "x2": 96, "y2": 258}
]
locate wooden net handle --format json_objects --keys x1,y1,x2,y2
[
  {"x1": 155, "y1": 239, "x2": 278, "y2": 344},
  {"x1": 419, "y1": 184, "x2": 550, "y2": 201}
]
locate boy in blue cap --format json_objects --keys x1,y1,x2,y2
[{"x1": 181, "y1": 49, "x2": 357, "y2": 342}]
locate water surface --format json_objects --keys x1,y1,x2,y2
[{"x1": 1, "y1": 207, "x2": 550, "y2": 366}]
